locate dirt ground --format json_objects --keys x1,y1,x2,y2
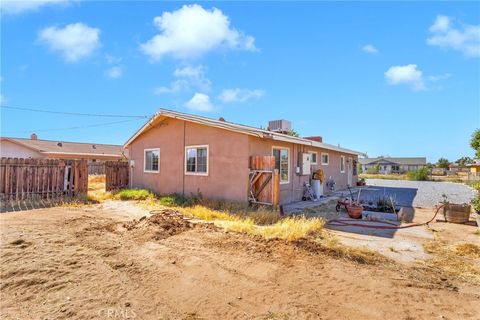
[{"x1": 1, "y1": 202, "x2": 479, "y2": 320}]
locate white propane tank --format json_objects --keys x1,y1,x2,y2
[{"x1": 311, "y1": 180, "x2": 323, "y2": 200}]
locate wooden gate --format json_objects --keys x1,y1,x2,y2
[
  {"x1": 105, "y1": 161, "x2": 129, "y2": 191},
  {"x1": 248, "y1": 156, "x2": 280, "y2": 207},
  {"x1": 0, "y1": 158, "x2": 88, "y2": 201}
]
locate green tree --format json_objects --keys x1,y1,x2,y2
[
  {"x1": 287, "y1": 129, "x2": 300, "y2": 137},
  {"x1": 436, "y1": 157, "x2": 450, "y2": 168},
  {"x1": 455, "y1": 156, "x2": 473, "y2": 166},
  {"x1": 471, "y1": 129, "x2": 480, "y2": 158}
]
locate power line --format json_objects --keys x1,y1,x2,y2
[
  {"x1": 2, "y1": 118, "x2": 144, "y2": 134},
  {"x1": 1, "y1": 105, "x2": 150, "y2": 119}
]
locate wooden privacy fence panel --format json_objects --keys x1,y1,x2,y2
[
  {"x1": 0, "y1": 158, "x2": 88, "y2": 201},
  {"x1": 249, "y1": 156, "x2": 280, "y2": 207},
  {"x1": 88, "y1": 162, "x2": 105, "y2": 175},
  {"x1": 105, "y1": 161, "x2": 129, "y2": 191}
]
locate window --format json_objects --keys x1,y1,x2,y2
[
  {"x1": 185, "y1": 145, "x2": 209, "y2": 175},
  {"x1": 144, "y1": 148, "x2": 160, "y2": 173},
  {"x1": 321, "y1": 153, "x2": 329, "y2": 165},
  {"x1": 340, "y1": 156, "x2": 345, "y2": 173},
  {"x1": 273, "y1": 147, "x2": 289, "y2": 184},
  {"x1": 310, "y1": 152, "x2": 318, "y2": 164}
]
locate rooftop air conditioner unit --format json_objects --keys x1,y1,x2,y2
[{"x1": 268, "y1": 119, "x2": 292, "y2": 133}]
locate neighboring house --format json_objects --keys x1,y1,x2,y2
[
  {"x1": 467, "y1": 160, "x2": 480, "y2": 175},
  {"x1": 124, "y1": 109, "x2": 363, "y2": 205},
  {"x1": 359, "y1": 157, "x2": 426, "y2": 174},
  {"x1": 448, "y1": 163, "x2": 470, "y2": 174},
  {"x1": 0, "y1": 135, "x2": 126, "y2": 161}
]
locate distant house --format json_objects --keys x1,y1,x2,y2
[
  {"x1": 467, "y1": 160, "x2": 480, "y2": 175},
  {"x1": 124, "y1": 109, "x2": 363, "y2": 204},
  {"x1": 0, "y1": 135, "x2": 126, "y2": 161},
  {"x1": 359, "y1": 157, "x2": 426, "y2": 174}
]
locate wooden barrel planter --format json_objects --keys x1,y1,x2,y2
[
  {"x1": 444, "y1": 203, "x2": 471, "y2": 224},
  {"x1": 346, "y1": 204, "x2": 363, "y2": 219}
]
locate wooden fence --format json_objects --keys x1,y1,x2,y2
[
  {"x1": 248, "y1": 156, "x2": 279, "y2": 207},
  {"x1": 88, "y1": 162, "x2": 105, "y2": 175},
  {"x1": 0, "y1": 158, "x2": 88, "y2": 201},
  {"x1": 105, "y1": 161, "x2": 129, "y2": 191}
]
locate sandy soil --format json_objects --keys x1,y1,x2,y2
[{"x1": 1, "y1": 204, "x2": 480, "y2": 320}]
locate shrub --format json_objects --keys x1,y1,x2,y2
[
  {"x1": 114, "y1": 189, "x2": 155, "y2": 201},
  {"x1": 366, "y1": 164, "x2": 380, "y2": 174},
  {"x1": 158, "y1": 193, "x2": 198, "y2": 207},
  {"x1": 470, "y1": 181, "x2": 480, "y2": 191},
  {"x1": 406, "y1": 167, "x2": 429, "y2": 181},
  {"x1": 471, "y1": 195, "x2": 480, "y2": 213}
]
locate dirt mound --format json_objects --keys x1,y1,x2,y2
[{"x1": 124, "y1": 209, "x2": 205, "y2": 240}]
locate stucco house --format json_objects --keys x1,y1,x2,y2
[
  {"x1": 359, "y1": 157, "x2": 426, "y2": 174},
  {"x1": 0, "y1": 135, "x2": 126, "y2": 161},
  {"x1": 124, "y1": 109, "x2": 363, "y2": 204}
]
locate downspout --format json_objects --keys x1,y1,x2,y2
[
  {"x1": 291, "y1": 143, "x2": 295, "y2": 202},
  {"x1": 128, "y1": 147, "x2": 133, "y2": 188},
  {"x1": 182, "y1": 120, "x2": 186, "y2": 196}
]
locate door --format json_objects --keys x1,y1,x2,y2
[{"x1": 347, "y1": 157, "x2": 353, "y2": 186}]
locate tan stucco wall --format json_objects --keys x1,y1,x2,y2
[
  {"x1": 0, "y1": 140, "x2": 44, "y2": 158},
  {"x1": 249, "y1": 136, "x2": 358, "y2": 204},
  {"x1": 127, "y1": 118, "x2": 250, "y2": 202}
]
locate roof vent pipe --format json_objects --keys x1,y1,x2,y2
[{"x1": 30, "y1": 133, "x2": 38, "y2": 140}]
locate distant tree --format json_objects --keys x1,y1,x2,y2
[
  {"x1": 436, "y1": 157, "x2": 450, "y2": 168},
  {"x1": 425, "y1": 163, "x2": 434, "y2": 169},
  {"x1": 471, "y1": 129, "x2": 480, "y2": 158},
  {"x1": 287, "y1": 129, "x2": 300, "y2": 137},
  {"x1": 455, "y1": 156, "x2": 473, "y2": 166}
]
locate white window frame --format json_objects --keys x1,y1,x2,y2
[
  {"x1": 185, "y1": 144, "x2": 209, "y2": 176},
  {"x1": 144, "y1": 148, "x2": 160, "y2": 173},
  {"x1": 309, "y1": 151, "x2": 318, "y2": 165},
  {"x1": 272, "y1": 146, "x2": 290, "y2": 185},
  {"x1": 340, "y1": 155, "x2": 345, "y2": 173},
  {"x1": 321, "y1": 152, "x2": 329, "y2": 165}
]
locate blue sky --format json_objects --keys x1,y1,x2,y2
[{"x1": 1, "y1": 1, "x2": 479, "y2": 163}]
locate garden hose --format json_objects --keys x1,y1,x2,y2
[{"x1": 327, "y1": 204, "x2": 445, "y2": 230}]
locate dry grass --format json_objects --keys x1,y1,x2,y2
[
  {"x1": 180, "y1": 205, "x2": 322, "y2": 241},
  {"x1": 307, "y1": 235, "x2": 390, "y2": 265},
  {"x1": 217, "y1": 216, "x2": 325, "y2": 241},
  {"x1": 87, "y1": 175, "x2": 113, "y2": 202},
  {"x1": 181, "y1": 205, "x2": 281, "y2": 225},
  {"x1": 423, "y1": 240, "x2": 480, "y2": 285}
]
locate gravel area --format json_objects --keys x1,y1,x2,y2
[{"x1": 363, "y1": 179, "x2": 476, "y2": 208}]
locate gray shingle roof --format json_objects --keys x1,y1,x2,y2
[
  {"x1": 2, "y1": 137, "x2": 124, "y2": 158},
  {"x1": 358, "y1": 157, "x2": 427, "y2": 165}
]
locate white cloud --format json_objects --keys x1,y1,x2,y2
[
  {"x1": 384, "y1": 64, "x2": 425, "y2": 91},
  {"x1": 362, "y1": 44, "x2": 379, "y2": 54},
  {"x1": 1, "y1": 0, "x2": 69, "y2": 15},
  {"x1": 429, "y1": 15, "x2": 451, "y2": 33},
  {"x1": 140, "y1": 4, "x2": 256, "y2": 61},
  {"x1": 38, "y1": 23, "x2": 101, "y2": 62},
  {"x1": 185, "y1": 92, "x2": 214, "y2": 112},
  {"x1": 427, "y1": 73, "x2": 451, "y2": 82},
  {"x1": 218, "y1": 88, "x2": 265, "y2": 103},
  {"x1": 105, "y1": 54, "x2": 122, "y2": 64},
  {"x1": 106, "y1": 66, "x2": 122, "y2": 79},
  {"x1": 154, "y1": 79, "x2": 188, "y2": 95},
  {"x1": 427, "y1": 15, "x2": 480, "y2": 57},
  {"x1": 154, "y1": 65, "x2": 211, "y2": 95}
]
